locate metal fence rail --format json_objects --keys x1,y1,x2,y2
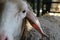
[{"x1": 32, "y1": 0, "x2": 60, "y2": 16}]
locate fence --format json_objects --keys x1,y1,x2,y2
[{"x1": 32, "y1": 0, "x2": 60, "y2": 16}]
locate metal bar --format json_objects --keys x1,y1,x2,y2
[
  {"x1": 50, "y1": 2, "x2": 60, "y2": 3},
  {"x1": 49, "y1": 11, "x2": 60, "y2": 13},
  {"x1": 37, "y1": 0, "x2": 40, "y2": 17},
  {"x1": 33, "y1": 0, "x2": 36, "y2": 12},
  {"x1": 42, "y1": 2, "x2": 60, "y2": 3}
]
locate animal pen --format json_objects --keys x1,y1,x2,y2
[{"x1": 29, "y1": 0, "x2": 60, "y2": 16}]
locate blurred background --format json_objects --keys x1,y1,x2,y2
[{"x1": 27, "y1": 0, "x2": 60, "y2": 16}]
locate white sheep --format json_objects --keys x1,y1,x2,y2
[{"x1": 0, "y1": 0, "x2": 48, "y2": 40}]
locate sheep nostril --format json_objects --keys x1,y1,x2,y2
[{"x1": 5, "y1": 37, "x2": 8, "y2": 40}]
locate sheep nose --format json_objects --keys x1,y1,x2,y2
[
  {"x1": 1, "y1": 36, "x2": 8, "y2": 40},
  {"x1": 0, "y1": 33, "x2": 8, "y2": 40}
]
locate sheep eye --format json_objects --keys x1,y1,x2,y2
[{"x1": 22, "y1": 10, "x2": 26, "y2": 13}]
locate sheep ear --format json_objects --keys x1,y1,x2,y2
[{"x1": 26, "y1": 10, "x2": 48, "y2": 37}]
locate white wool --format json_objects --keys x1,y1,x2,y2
[{"x1": 1, "y1": 0, "x2": 28, "y2": 40}]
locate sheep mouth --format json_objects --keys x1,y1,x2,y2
[
  {"x1": 25, "y1": 17, "x2": 41, "y2": 33},
  {"x1": 25, "y1": 17, "x2": 48, "y2": 38}
]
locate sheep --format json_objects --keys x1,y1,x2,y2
[{"x1": 0, "y1": 0, "x2": 48, "y2": 40}]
